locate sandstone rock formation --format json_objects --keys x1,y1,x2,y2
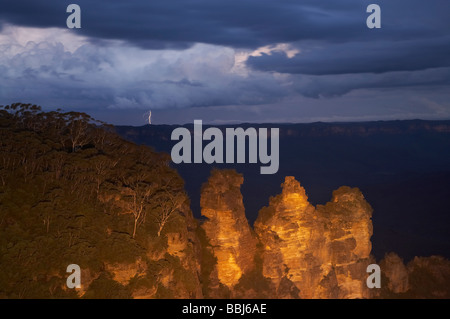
[
  {"x1": 254, "y1": 176, "x2": 324, "y2": 298},
  {"x1": 379, "y1": 252, "x2": 409, "y2": 294},
  {"x1": 95, "y1": 198, "x2": 203, "y2": 299},
  {"x1": 143, "y1": 199, "x2": 203, "y2": 299},
  {"x1": 373, "y1": 253, "x2": 450, "y2": 298},
  {"x1": 105, "y1": 257, "x2": 147, "y2": 286},
  {"x1": 405, "y1": 255, "x2": 450, "y2": 298},
  {"x1": 99, "y1": 170, "x2": 449, "y2": 299},
  {"x1": 254, "y1": 177, "x2": 373, "y2": 298},
  {"x1": 76, "y1": 169, "x2": 450, "y2": 299},
  {"x1": 317, "y1": 186, "x2": 374, "y2": 299},
  {"x1": 200, "y1": 169, "x2": 257, "y2": 293}
]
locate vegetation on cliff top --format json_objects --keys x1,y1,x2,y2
[{"x1": 0, "y1": 103, "x2": 192, "y2": 298}]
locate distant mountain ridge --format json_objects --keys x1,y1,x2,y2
[{"x1": 116, "y1": 119, "x2": 450, "y2": 146}]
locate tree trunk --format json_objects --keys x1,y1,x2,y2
[{"x1": 133, "y1": 218, "x2": 137, "y2": 238}]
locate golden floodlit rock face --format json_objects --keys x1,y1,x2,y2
[
  {"x1": 93, "y1": 170, "x2": 449, "y2": 299},
  {"x1": 254, "y1": 177, "x2": 373, "y2": 299},
  {"x1": 254, "y1": 176, "x2": 325, "y2": 298},
  {"x1": 105, "y1": 257, "x2": 147, "y2": 286},
  {"x1": 200, "y1": 169, "x2": 257, "y2": 289},
  {"x1": 317, "y1": 186, "x2": 374, "y2": 299}
]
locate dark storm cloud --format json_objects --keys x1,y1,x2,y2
[
  {"x1": 244, "y1": 1, "x2": 450, "y2": 76},
  {"x1": 247, "y1": 37, "x2": 450, "y2": 75},
  {"x1": 293, "y1": 67, "x2": 450, "y2": 98},
  {"x1": 1, "y1": 0, "x2": 360, "y2": 49},
  {"x1": 2, "y1": 0, "x2": 446, "y2": 50},
  {"x1": 1, "y1": 0, "x2": 449, "y2": 74}
]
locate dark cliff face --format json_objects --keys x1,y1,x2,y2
[{"x1": 376, "y1": 253, "x2": 450, "y2": 299}]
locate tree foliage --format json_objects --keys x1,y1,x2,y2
[{"x1": 0, "y1": 103, "x2": 188, "y2": 298}]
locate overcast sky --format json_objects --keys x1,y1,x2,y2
[{"x1": 1, "y1": 0, "x2": 449, "y2": 125}]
